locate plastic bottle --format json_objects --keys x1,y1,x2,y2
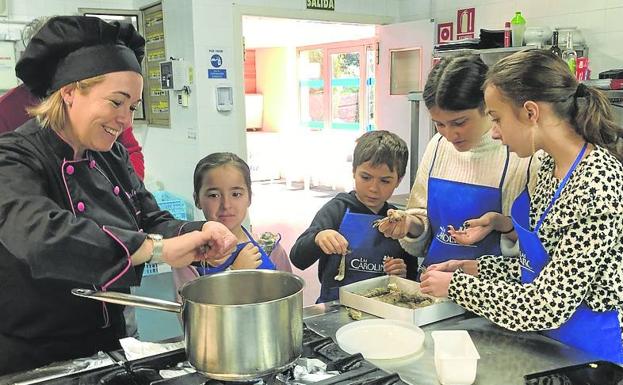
[
  {"x1": 510, "y1": 11, "x2": 526, "y2": 47},
  {"x1": 549, "y1": 31, "x2": 561, "y2": 58},
  {"x1": 504, "y1": 22, "x2": 511, "y2": 47},
  {"x1": 561, "y1": 31, "x2": 577, "y2": 75}
]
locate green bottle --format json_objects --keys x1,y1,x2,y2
[{"x1": 510, "y1": 11, "x2": 526, "y2": 47}]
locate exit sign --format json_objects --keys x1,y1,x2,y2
[{"x1": 307, "y1": 0, "x2": 334, "y2": 11}]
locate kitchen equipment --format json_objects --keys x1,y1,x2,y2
[
  {"x1": 431, "y1": 330, "x2": 480, "y2": 385},
  {"x1": 525, "y1": 360, "x2": 623, "y2": 385},
  {"x1": 339, "y1": 275, "x2": 465, "y2": 326},
  {"x1": 510, "y1": 11, "x2": 526, "y2": 47},
  {"x1": 524, "y1": 26, "x2": 552, "y2": 48},
  {"x1": 72, "y1": 270, "x2": 304, "y2": 381},
  {"x1": 556, "y1": 26, "x2": 585, "y2": 46},
  {"x1": 7, "y1": 321, "x2": 411, "y2": 385},
  {"x1": 335, "y1": 319, "x2": 425, "y2": 360}
]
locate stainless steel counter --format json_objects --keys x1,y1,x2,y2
[
  {"x1": 2, "y1": 301, "x2": 597, "y2": 385},
  {"x1": 303, "y1": 302, "x2": 595, "y2": 385}
]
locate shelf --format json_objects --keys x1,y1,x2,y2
[{"x1": 433, "y1": 45, "x2": 538, "y2": 57}]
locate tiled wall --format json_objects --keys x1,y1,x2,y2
[{"x1": 399, "y1": 0, "x2": 623, "y2": 75}]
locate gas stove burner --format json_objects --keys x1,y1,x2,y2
[
  {"x1": 26, "y1": 323, "x2": 409, "y2": 385},
  {"x1": 78, "y1": 367, "x2": 161, "y2": 385}
]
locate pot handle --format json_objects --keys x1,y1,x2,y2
[{"x1": 72, "y1": 288, "x2": 182, "y2": 313}]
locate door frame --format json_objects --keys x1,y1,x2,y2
[{"x1": 232, "y1": 4, "x2": 392, "y2": 143}]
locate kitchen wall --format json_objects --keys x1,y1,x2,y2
[
  {"x1": 0, "y1": 0, "x2": 134, "y2": 48},
  {"x1": 132, "y1": 0, "x2": 401, "y2": 218},
  {"x1": 398, "y1": 0, "x2": 623, "y2": 75}
]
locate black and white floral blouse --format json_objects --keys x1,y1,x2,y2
[{"x1": 448, "y1": 145, "x2": 623, "y2": 334}]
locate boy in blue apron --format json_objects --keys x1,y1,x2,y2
[
  {"x1": 173, "y1": 153, "x2": 292, "y2": 290},
  {"x1": 420, "y1": 50, "x2": 623, "y2": 363},
  {"x1": 290, "y1": 131, "x2": 415, "y2": 303},
  {"x1": 378, "y1": 55, "x2": 529, "y2": 277}
]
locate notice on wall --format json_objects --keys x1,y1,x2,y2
[
  {"x1": 208, "y1": 48, "x2": 228, "y2": 79},
  {"x1": 0, "y1": 41, "x2": 17, "y2": 91},
  {"x1": 437, "y1": 22, "x2": 453, "y2": 44},
  {"x1": 306, "y1": 0, "x2": 334, "y2": 11},
  {"x1": 456, "y1": 8, "x2": 475, "y2": 40}
]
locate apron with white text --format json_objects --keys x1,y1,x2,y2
[
  {"x1": 512, "y1": 143, "x2": 623, "y2": 363},
  {"x1": 317, "y1": 208, "x2": 410, "y2": 303},
  {"x1": 423, "y1": 137, "x2": 509, "y2": 269}
]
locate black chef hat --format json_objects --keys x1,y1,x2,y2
[{"x1": 15, "y1": 16, "x2": 145, "y2": 98}]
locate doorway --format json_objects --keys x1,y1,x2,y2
[{"x1": 241, "y1": 16, "x2": 376, "y2": 304}]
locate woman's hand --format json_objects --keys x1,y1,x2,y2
[
  {"x1": 426, "y1": 260, "x2": 478, "y2": 276},
  {"x1": 231, "y1": 243, "x2": 262, "y2": 270},
  {"x1": 377, "y1": 210, "x2": 423, "y2": 239},
  {"x1": 155, "y1": 222, "x2": 236, "y2": 268},
  {"x1": 383, "y1": 257, "x2": 407, "y2": 277},
  {"x1": 199, "y1": 221, "x2": 238, "y2": 261},
  {"x1": 315, "y1": 230, "x2": 349, "y2": 256},
  {"x1": 448, "y1": 212, "x2": 510, "y2": 245},
  {"x1": 419, "y1": 270, "x2": 453, "y2": 297}
]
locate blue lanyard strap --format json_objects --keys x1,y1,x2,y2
[{"x1": 534, "y1": 142, "x2": 588, "y2": 232}]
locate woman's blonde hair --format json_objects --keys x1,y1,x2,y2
[{"x1": 27, "y1": 75, "x2": 106, "y2": 132}]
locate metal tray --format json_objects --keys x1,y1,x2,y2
[{"x1": 339, "y1": 275, "x2": 465, "y2": 326}]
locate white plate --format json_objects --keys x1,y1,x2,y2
[{"x1": 335, "y1": 319, "x2": 425, "y2": 360}]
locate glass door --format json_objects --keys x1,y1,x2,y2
[{"x1": 328, "y1": 47, "x2": 364, "y2": 130}]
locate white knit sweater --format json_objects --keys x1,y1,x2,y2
[{"x1": 400, "y1": 131, "x2": 536, "y2": 258}]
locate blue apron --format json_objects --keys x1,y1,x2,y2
[
  {"x1": 317, "y1": 208, "x2": 411, "y2": 303},
  {"x1": 195, "y1": 226, "x2": 276, "y2": 275},
  {"x1": 423, "y1": 137, "x2": 509, "y2": 269},
  {"x1": 512, "y1": 143, "x2": 623, "y2": 363}
]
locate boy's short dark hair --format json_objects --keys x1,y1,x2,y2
[{"x1": 352, "y1": 130, "x2": 409, "y2": 179}]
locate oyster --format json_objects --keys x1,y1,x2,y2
[{"x1": 361, "y1": 282, "x2": 434, "y2": 309}]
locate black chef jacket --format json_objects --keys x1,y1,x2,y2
[{"x1": 0, "y1": 120, "x2": 204, "y2": 374}]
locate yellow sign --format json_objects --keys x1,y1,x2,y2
[{"x1": 306, "y1": 0, "x2": 334, "y2": 11}]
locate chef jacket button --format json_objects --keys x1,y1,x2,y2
[
  {"x1": 66, "y1": 165, "x2": 74, "y2": 175},
  {"x1": 89, "y1": 160, "x2": 96, "y2": 169},
  {"x1": 113, "y1": 186, "x2": 120, "y2": 196},
  {"x1": 77, "y1": 201, "x2": 86, "y2": 212}
]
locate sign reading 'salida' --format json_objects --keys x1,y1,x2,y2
[{"x1": 306, "y1": 0, "x2": 335, "y2": 11}]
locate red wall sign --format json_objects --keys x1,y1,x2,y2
[
  {"x1": 437, "y1": 22, "x2": 453, "y2": 44},
  {"x1": 456, "y1": 8, "x2": 475, "y2": 39}
]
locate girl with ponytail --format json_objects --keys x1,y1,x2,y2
[{"x1": 420, "y1": 49, "x2": 623, "y2": 363}]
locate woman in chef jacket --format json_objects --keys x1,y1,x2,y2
[
  {"x1": 0, "y1": 16, "x2": 236, "y2": 375},
  {"x1": 378, "y1": 55, "x2": 532, "y2": 275},
  {"x1": 420, "y1": 49, "x2": 623, "y2": 363}
]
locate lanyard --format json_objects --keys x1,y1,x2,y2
[{"x1": 534, "y1": 142, "x2": 588, "y2": 232}]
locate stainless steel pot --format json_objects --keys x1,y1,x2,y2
[{"x1": 72, "y1": 270, "x2": 304, "y2": 381}]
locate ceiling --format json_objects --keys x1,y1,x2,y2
[{"x1": 242, "y1": 16, "x2": 376, "y2": 49}]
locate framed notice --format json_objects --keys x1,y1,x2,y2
[
  {"x1": 456, "y1": 8, "x2": 475, "y2": 40},
  {"x1": 437, "y1": 22, "x2": 453, "y2": 44}
]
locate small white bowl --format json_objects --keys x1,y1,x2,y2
[{"x1": 431, "y1": 330, "x2": 480, "y2": 385}]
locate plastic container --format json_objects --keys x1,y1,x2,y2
[
  {"x1": 510, "y1": 11, "x2": 526, "y2": 47},
  {"x1": 152, "y1": 190, "x2": 188, "y2": 220},
  {"x1": 431, "y1": 330, "x2": 480, "y2": 385}
]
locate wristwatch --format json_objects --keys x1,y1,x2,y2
[{"x1": 146, "y1": 234, "x2": 164, "y2": 264}]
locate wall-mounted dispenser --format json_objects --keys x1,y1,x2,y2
[{"x1": 215, "y1": 85, "x2": 233, "y2": 112}]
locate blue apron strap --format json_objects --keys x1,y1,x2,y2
[
  {"x1": 498, "y1": 146, "x2": 510, "y2": 190},
  {"x1": 534, "y1": 142, "x2": 588, "y2": 232},
  {"x1": 428, "y1": 136, "x2": 444, "y2": 178}
]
